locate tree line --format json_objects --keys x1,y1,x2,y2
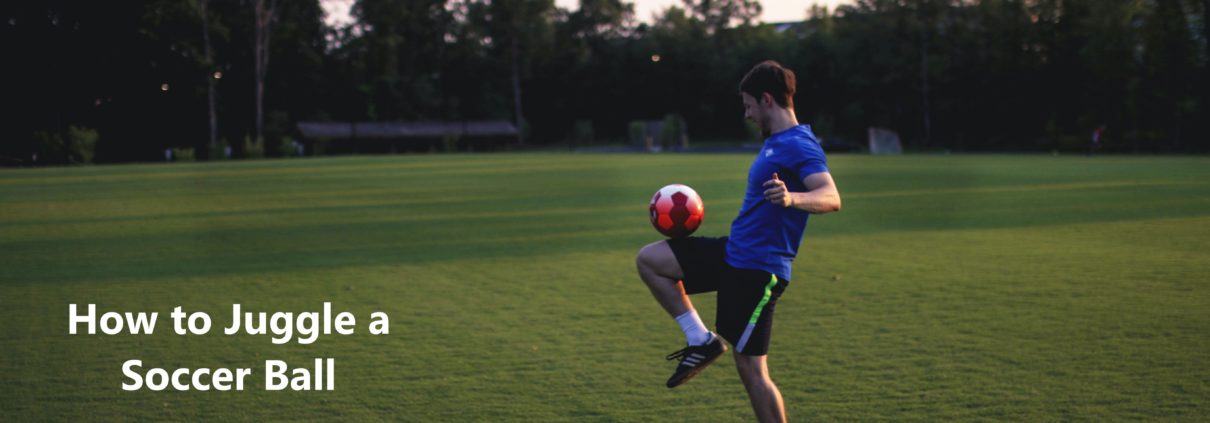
[{"x1": 3, "y1": 0, "x2": 1207, "y2": 164}]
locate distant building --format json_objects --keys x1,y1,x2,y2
[
  {"x1": 296, "y1": 120, "x2": 518, "y2": 153},
  {"x1": 764, "y1": 21, "x2": 814, "y2": 38}
]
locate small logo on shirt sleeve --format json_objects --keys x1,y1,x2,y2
[{"x1": 764, "y1": 148, "x2": 773, "y2": 157}]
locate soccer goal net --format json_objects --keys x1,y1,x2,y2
[{"x1": 867, "y1": 127, "x2": 903, "y2": 155}]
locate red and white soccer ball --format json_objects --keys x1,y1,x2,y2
[{"x1": 649, "y1": 184, "x2": 705, "y2": 238}]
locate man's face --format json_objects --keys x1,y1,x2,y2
[{"x1": 741, "y1": 92, "x2": 770, "y2": 138}]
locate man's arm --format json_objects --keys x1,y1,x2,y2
[{"x1": 761, "y1": 172, "x2": 842, "y2": 214}]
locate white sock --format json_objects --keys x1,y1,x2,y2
[{"x1": 675, "y1": 310, "x2": 712, "y2": 346}]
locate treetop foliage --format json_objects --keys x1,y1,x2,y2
[{"x1": 3, "y1": 0, "x2": 1207, "y2": 163}]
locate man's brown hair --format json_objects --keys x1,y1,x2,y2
[{"x1": 739, "y1": 60, "x2": 796, "y2": 109}]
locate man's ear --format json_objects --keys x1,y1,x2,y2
[{"x1": 762, "y1": 92, "x2": 774, "y2": 108}]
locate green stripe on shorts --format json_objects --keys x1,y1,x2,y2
[
  {"x1": 748, "y1": 274, "x2": 778, "y2": 324},
  {"x1": 735, "y1": 274, "x2": 778, "y2": 352}
]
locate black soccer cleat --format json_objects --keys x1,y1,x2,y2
[{"x1": 665, "y1": 334, "x2": 727, "y2": 388}]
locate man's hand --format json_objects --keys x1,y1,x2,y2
[
  {"x1": 762, "y1": 171, "x2": 843, "y2": 214},
  {"x1": 762, "y1": 173, "x2": 792, "y2": 208}
]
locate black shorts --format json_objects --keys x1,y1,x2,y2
[{"x1": 666, "y1": 236, "x2": 789, "y2": 356}]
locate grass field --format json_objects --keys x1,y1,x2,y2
[{"x1": 2, "y1": 153, "x2": 1209, "y2": 421}]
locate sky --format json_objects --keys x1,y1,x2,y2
[{"x1": 320, "y1": 0, "x2": 854, "y2": 28}]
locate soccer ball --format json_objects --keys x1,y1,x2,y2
[{"x1": 649, "y1": 184, "x2": 704, "y2": 238}]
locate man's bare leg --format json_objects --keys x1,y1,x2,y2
[
  {"x1": 637, "y1": 240, "x2": 726, "y2": 388},
  {"x1": 735, "y1": 353, "x2": 786, "y2": 423},
  {"x1": 635, "y1": 240, "x2": 693, "y2": 317}
]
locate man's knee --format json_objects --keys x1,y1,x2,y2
[
  {"x1": 635, "y1": 243, "x2": 652, "y2": 270},
  {"x1": 636, "y1": 241, "x2": 672, "y2": 272},
  {"x1": 734, "y1": 353, "x2": 769, "y2": 381}
]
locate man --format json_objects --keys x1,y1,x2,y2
[
  {"x1": 635, "y1": 60, "x2": 841, "y2": 423},
  {"x1": 1089, "y1": 124, "x2": 1105, "y2": 156}
]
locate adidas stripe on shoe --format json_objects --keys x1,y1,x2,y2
[{"x1": 664, "y1": 334, "x2": 727, "y2": 388}]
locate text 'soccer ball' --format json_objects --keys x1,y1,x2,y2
[{"x1": 649, "y1": 184, "x2": 705, "y2": 238}]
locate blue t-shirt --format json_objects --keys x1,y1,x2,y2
[{"x1": 725, "y1": 124, "x2": 829, "y2": 281}]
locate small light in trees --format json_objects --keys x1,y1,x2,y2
[
  {"x1": 213, "y1": 71, "x2": 223, "y2": 80},
  {"x1": 651, "y1": 54, "x2": 661, "y2": 63},
  {"x1": 160, "y1": 83, "x2": 169, "y2": 92}
]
